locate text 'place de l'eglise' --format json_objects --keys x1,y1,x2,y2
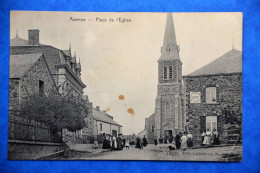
[{"x1": 8, "y1": 13, "x2": 242, "y2": 161}]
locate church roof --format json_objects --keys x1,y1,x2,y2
[
  {"x1": 10, "y1": 37, "x2": 45, "y2": 46},
  {"x1": 186, "y1": 48, "x2": 242, "y2": 76},
  {"x1": 159, "y1": 13, "x2": 180, "y2": 60},
  {"x1": 92, "y1": 108, "x2": 122, "y2": 127},
  {"x1": 10, "y1": 53, "x2": 43, "y2": 78}
]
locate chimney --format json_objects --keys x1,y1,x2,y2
[
  {"x1": 28, "y1": 29, "x2": 40, "y2": 45},
  {"x1": 96, "y1": 106, "x2": 100, "y2": 111}
]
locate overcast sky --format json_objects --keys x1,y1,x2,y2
[{"x1": 10, "y1": 12, "x2": 242, "y2": 135}]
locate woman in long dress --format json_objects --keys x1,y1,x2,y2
[
  {"x1": 203, "y1": 130, "x2": 212, "y2": 148},
  {"x1": 111, "y1": 135, "x2": 117, "y2": 151},
  {"x1": 180, "y1": 132, "x2": 188, "y2": 151}
]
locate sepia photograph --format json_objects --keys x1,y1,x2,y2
[{"x1": 8, "y1": 11, "x2": 242, "y2": 161}]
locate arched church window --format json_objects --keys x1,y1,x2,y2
[
  {"x1": 164, "y1": 66, "x2": 167, "y2": 79},
  {"x1": 165, "y1": 102, "x2": 171, "y2": 117},
  {"x1": 169, "y1": 66, "x2": 173, "y2": 79}
]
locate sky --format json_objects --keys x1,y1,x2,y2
[{"x1": 10, "y1": 12, "x2": 242, "y2": 135}]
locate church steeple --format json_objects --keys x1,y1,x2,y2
[{"x1": 160, "y1": 13, "x2": 180, "y2": 60}]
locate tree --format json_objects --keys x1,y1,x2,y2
[{"x1": 20, "y1": 93, "x2": 89, "y2": 133}]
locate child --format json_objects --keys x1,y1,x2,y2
[{"x1": 125, "y1": 138, "x2": 130, "y2": 149}]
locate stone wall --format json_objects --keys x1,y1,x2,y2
[
  {"x1": 10, "y1": 46, "x2": 85, "y2": 98},
  {"x1": 9, "y1": 79, "x2": 20, "y2": 116},
  {"x1": 158, "y1": 59, "x2": 182, "y2": 83},
  {"x1": 8, "y1": 140, "x2": 64, "y2": 160},
  {"x1": 183, "y1": 73, "x2": 242, "y2": 146},
  {"x1": 145, "y1": 113, "x2": 155, "y2": 144},
  {"x1": 19, "y1": 55, "x2": 56, "y2": 99}
]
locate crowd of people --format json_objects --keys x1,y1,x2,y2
[
  {"x1": 94, "y1": 133, "x2": 148, "y2": 151},
  {"x1": 93, "y1": 130, "x2": 220, "y2": 151},
  {"x1": 135, "y1": 136, "x2": 148, "y2": 150},
  {"x1": 153, "y1": 129, "x2": 219, "y2": 151},
  {"x1": 201, "y1": 129, "x2": 220, "y2": 148}
]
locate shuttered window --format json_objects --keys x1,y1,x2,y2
[
  {"x1": 169, "y1": 66, "x2": 173, "y2": 79},
  {"x1": 164, "y1": 66, "x2": 167, "y2": 79},
  {"x1": 206, "y1": 87, "x2": 217, "y2": 103}
]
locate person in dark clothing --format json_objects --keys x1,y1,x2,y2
[
  {"x1": 175, "y1": 132, "x2": 181, "y2": 149},
  {"x1": 169, "y1": 135, "x2": 174, "y2": 143},
  {"x1": 154, "y1": 138, "x2": 158, "y2": 146},
  {"x1": 117, "y1": 134, "x2": 123, "y2": 150},
  {"x1": 143, "y1": 135, "x2": 148, "y2": 147},
  {"x1": 201, "y1": 131, "x2": 206, "y2": 146},
  {"x1": 136, "y1": 137, "x2": 141, "y2": 148}
]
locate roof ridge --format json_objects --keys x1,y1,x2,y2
[{"x1": 187, "y1": 48, "x2": 242, "y2": 76}]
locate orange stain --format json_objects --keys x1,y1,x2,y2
[
  {"x1": 118, "y1": 95, "x2": 125, "y2": 100},
  {"x1": 127, "y1": 108, "x2": 135, "y2": 116},
  {"x1": 106, "y1": 108, "x2": 110, "y2": 112}
]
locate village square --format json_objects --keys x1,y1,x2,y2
[{"x1": 8, "y1": 12, "x2": 242, "y2": 161}]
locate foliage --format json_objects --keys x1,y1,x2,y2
[{"x1": 20, "y1": 93, "x2": 89, "y2": 133}]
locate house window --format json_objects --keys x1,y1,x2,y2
[
  {"x1": 164, "y1": 66, "x2": 167, "y2": 79},
  {"x1": 206, "y1": 116, "x2": 217, "y2": 132},
  {"x1": 165, "y1": 102, "x2": 171, "y2": 117},
  {"x1": 39, "y1": 80, "x2": 44, "y2": 96},
  {"x1": 206, "y1": 87, "x2": 217, "y2": 103},
  {"x1": 169, "y1": 66, "x2": 173, "y2": 79},
  {"x1": 99, "y1": 123, "x2": 102, "y2": 131}
]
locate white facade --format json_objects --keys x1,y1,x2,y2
[{"x1": 94, "y1": 120, "x2": 122, "y2": 137}]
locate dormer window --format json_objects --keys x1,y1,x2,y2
[{"x1": 164, "y1": 66, "x2": 167, "y2": 79}]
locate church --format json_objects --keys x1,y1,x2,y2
[{"x1": 145, "y1": 13, "x2": 186, "y2": 144}]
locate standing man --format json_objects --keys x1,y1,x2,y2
[{"x1": 175, "y1": 132, "x2": 181, "y2": 149}]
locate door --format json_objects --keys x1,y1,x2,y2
[{"x1": 112, "y1": 130, "x2": 117, "y2": 137}]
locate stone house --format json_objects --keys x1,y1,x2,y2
[
  {"x1": 92, "y1": 106, "x2": 122, "y2": 138},
  {"x1": 9, "y1": 53, "x2": 57, "y2": 119},
  {"x1": 10, "y1": 29, "x2": 88, "y2": 143},
  {"x1": 8, "y1": 53, "x2": 63, "y2": 159},
  {"x1": 183, "y1": 48, "x2": 242, "y2": 146}
]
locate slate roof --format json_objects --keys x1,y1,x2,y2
[
  {"x1": 10, "y1": 37, "x2": 45, "y2": 46},
  {"x1": 10, "y1": 54, "x2": 43, "y2": 78},
  {"x1": 187, "y1": 49, "x2": 242, "y2": 76},
  {"x1": 92, "y1": 108, "x2": 122, "y2": 127}
]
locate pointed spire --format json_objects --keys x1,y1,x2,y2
[
  {"x1": 163, "y1": 13, "x2": 177, "y2": 48},
  {"x1": 160, "y1": 13, "x2": 180, "y2": 60},
  {"x1": 74, "y1": 51, "x2": 76, "y2": 58},
  {"x1": 232, "y1": 39, "x2": 234, "y2": 50},
  {"x1": 69, "y1": 42, "x2": 71, "y2": 51}
]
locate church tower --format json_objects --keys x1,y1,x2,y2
[{"x1": 154, "y1": 13, "x2": 186, "y2": 140}]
